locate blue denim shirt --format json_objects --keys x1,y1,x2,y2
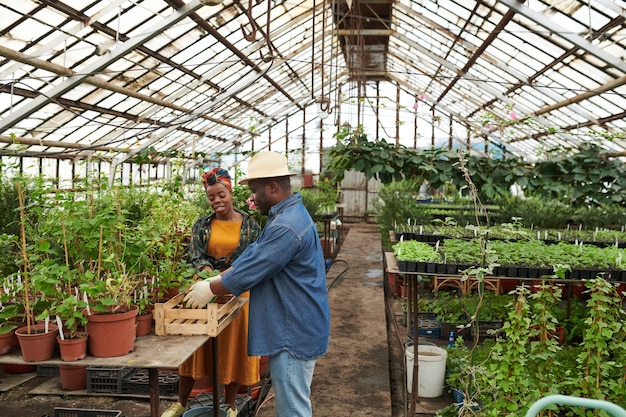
[{"x1": 222, "y1": 193, "x2": 330, "y2": 360}]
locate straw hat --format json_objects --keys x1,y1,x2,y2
[{"x1": 239, "y1": 151, "x2": 296, "y2": 185}]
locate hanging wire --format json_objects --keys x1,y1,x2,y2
[
  {"x1": 318, "y1": 0, "x2": 331, "y2": 113},
  {"x1": 259, "y1": 0, "x2": 275, "y2": 62},
  {"x1": 311, "y1": 0, "x2": 316, "y2": 101},
  {"x1": 241, "y1": 0, "x2": 261, "y2": 41}
]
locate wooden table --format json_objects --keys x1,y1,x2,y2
[
  {"x1": 2, "y1": 296, "x2": 248, "y2": 417},
  {"x1": 0, "y1": 334, "x2": 211, "y2": 417}
]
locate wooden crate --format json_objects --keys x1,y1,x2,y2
[{"x1": 154, "y1": 293, "x2": 247, "y2": 337}]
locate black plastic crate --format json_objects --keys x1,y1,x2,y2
[
  {"x1": 54, "y1": 408, "x2": 122, "y2": 417},
  {"x1": 37, "y1": 364, "x2": 60, "y2": 377},
  {"x1": 472, "y1": 320, "x2": 504, "y2": 340},
  {"x1": 86, "y1": 367, "x2": 130, "y2": 394},
  {"x1": 122, "y1": 368, "x2": 179, "y2": 396}
]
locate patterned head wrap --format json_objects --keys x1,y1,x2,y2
[{"x1": 202, "y1": 167, "x2": 233, "y2": 193}]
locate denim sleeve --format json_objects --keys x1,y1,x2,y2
[{"x1": 223, "y1": 223, "x2": 299, "y2": 295}]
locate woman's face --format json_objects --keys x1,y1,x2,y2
[{"x1": 206, "y1": 182, "x2": 234, "y2": 216}]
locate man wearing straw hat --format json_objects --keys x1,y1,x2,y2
[{"x1": 185, "y1": 151, "x2": 331, "y2": 417}]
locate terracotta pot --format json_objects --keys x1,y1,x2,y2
[
  {"x1": 159, "y1": 286, "x2": 181, "y2": 301},
  {"x1": 499, "y1": 278, "x2": 520, "y2": 293},
  {"x1": 86, "y1": 305, "x2": 138, "y2": 358},
  {"x1": 571, "y1": 282, "x2": 586, "y2": 299},
  {"x1": 59, "y1": 365, "x2": 87, "y2": 391},
  {"x1": 0, "y1": 330, "x2": 15, "y2": 355},
  {"x1": 15, "y1": 323, "x2": 59, "y2": 362},
  {"x1": 57, "y1": 333, "x2": 88, "y2": 362},
  {"x1": 135, "y1": 312, "x2": 153, "y2": 337},
  {"x1": 9, "y1": 329, "x2": 19, "y2": 346}
]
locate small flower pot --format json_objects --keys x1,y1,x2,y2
[
  {"x1": 57, "y1": 333, "x2": 88, "y2": 362},
  {"x1": 59, "y1": 365, "x2": 87, "y2": 391},
  {"x1": 15, "y1": 323, "x2": 59, "y2": 362},
  {"x1": 136, "y1": 312, "x2": 154, "y2": 337},
  {"x1": 0, "y1": 330, "x2": 15, "y2": 355}
]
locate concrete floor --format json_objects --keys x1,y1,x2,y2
[{"x1": 0, "y1": 223, "x2": 453, "y2": 417}]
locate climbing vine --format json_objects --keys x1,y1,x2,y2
[{"x1": 324, "y1": 127, "x2": 626, "y2": 207}]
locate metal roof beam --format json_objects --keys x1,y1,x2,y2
[
  {"x1": 0, "y1": 84, "x2": 219, "y2": 140},
  {"x1": 436, "y1": 8, "x2": 517, "y2": 102},
  {"x1": 592, "y1": 0, "x2": 626, "y2": 17},
  {"x1": 534, "y1": 74, "x2": 626, "y2": 117},
  {"x1": 167, "y1": 0, "x2": 304, "y2": 110},
  {"x1": 110, "y1": 58, "x2": 276, "y2": 168},
  {"x1": 0, "y1": 135, "x2": 128, "y2": 153},
  {"x1": 0, "y1": 0, "x2": 208, "y2": 134},
  {"x1": 388, "y1": 34, "x2": 582, "y2": 155},
  {"x1": 0, "y1": 45, "x2": 246, "y2": 133},
  {"x1": 390, "y1": 30, "x2": 522, "y2": 116},
  {"x1": 497, "y1": 0, "x2": 626, "y2": 73},
  {"x1": 0, "y1": 0, "x2": 128, "y2": 81},
  {"x1": 333, "y1": 29, "x2": 394, "y2": 35}
]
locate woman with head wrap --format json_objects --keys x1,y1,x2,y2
[{"x1": 161, "y1": 168, "x2": 261, "y2": 417}]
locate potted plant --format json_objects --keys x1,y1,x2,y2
[
  {"x1": 79, "y1": 266, "x2": 139, "y2": 357},
  {"x1": 0, "y1": 303, "x2": 22, "y2": 355},
  {"x1": 50, "y1": 278, "x2": 90, "y2": 359},
  {"x1": 48, "y1": 272, "x2": 90, "y2": 390},
  {"x1": 132, "y1": 274, "x2": 157, "y2": 336},
  {"x1": 13, "y1": 181, "x2": 59, "y2": 362}
]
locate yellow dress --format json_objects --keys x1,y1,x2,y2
[{"x1": 179, "y1": 219, "x2": 260, "y2": 386}]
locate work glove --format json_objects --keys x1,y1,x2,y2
[{"x1": 184, "y1": 277, "x2": 219, "y2": 309}]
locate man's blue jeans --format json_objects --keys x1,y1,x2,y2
[{"x1": 269, "y1": 351, "x2": 317, "y2": 417}]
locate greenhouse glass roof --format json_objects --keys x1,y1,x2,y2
[{"x1": 1, "y1": 0, "x2": 625, "y2": 172}]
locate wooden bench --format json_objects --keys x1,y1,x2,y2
[
  {"x1": 466, "y1": 277, "x2": 500, "y2": 294},
  {"x1": 432, "y1": 275, "x2": 466, "y2": 294},
  {"x1": 384, "y1": 251, "x2": 399, "y2": 273},
  {"x1": 384, "y1": 252, "x2": 403, "y2": 297}
]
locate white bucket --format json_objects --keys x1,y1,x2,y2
[{"x1": 405, "y1": 342, "x2": 448, "y2": 397}]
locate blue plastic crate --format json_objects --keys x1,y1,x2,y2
[
  {"x1": 416, "y1": 317, "x2": 441, "y2": 338},
  {"x1": 417, "y1": 326, "x2": 441, "y2": 338}
]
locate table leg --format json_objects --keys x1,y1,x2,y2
[
  {"x1": 149, "y1": 368, "x2": 160, "y2": 417},
  {"x1": 411, "y1": 277, "x2": 420, "y2": 414},
  {"x1": 212, "y1": 337, "x2": 219, "y2": 417}
]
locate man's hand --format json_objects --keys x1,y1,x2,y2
[{"x1": 184, "y1": 277, "x2": 219, "y2": 308}]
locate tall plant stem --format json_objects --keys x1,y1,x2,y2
[
  {"x1": 16, "y1": 182, "x2": 32, "y2": 333},
  {"x1": 97, "y1": 225, "x2": 103, "y2": 281},
  {"x1": 61, "y1": 213, "x2": 71, "y2": 292}
]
